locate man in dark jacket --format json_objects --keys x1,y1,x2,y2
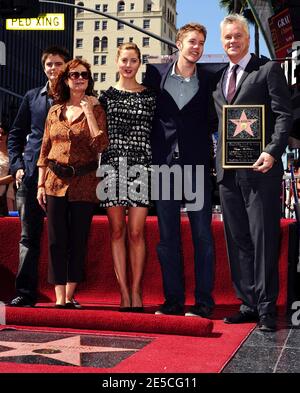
[
  {"x1": 213, "y1": 14, "x2": 293, "y2": 331},
  {"x1": 144, "y1": 23, "x2": 216, "y2": 317},
  {"x1": 8, "y1": 46, "x2": 71, "y2": 307}
]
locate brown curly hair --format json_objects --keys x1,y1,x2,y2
[
  {"x1": 0, "y1": 122, "x2": 8, "y2": 135},
  {"x1": 176, "y1": 23, "x2": 207, "y2": 42},
  {"x1": 52, "y1": 58, "x2": 96, "y2": 103}
]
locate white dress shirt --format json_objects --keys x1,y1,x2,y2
[{"x1": 223, "y1": 52, "x2": 252, "y2": 98}]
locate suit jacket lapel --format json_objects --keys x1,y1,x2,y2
[
  {"x1": 216, "y1": 66, "x2": 228, "y2": 104},
  {"x1": 195, "y1": 63, "x2": 203, "y2": 95},
  {"x1": 160, "y1": 62, "x2": 173, "y2": 90},
  {"x1": 158, "y1": 61, "x2": 180, "y2": 109},
  {"x1": 232, "y1": 54, "x2": 258, "y2": 102},
  {"x1": 221, "y1": 67, "x2": 228, "y2": 102}
]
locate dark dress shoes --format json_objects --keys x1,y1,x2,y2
[
  {"x1": 185, "y1": 304, "x2": 213, "y2": 318},
  {"x1": 155, "y1": 301, "x2": 184, "y2": 316},
  {"x1": 224, "y1": 311, "x2": 258, "y2": 324},
  {"x1": 258, "y1": 314, "x2": 276, "y2": 332},
  {"x1": 9, "y1": 296, "x2": 35, "y2": 307}
]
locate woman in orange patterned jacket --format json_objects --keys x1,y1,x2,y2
[{"x1": 37, "y1": 59, "x2": 109, "y2": 308}]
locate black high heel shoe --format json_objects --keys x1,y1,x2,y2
[
  {"x1": 119, "y1": 307, "x2": 132, "y2": 312},
  {"x1": 65, "y1": 302, "x2": 77, "y2": 309},
  {"x1": 131, "y1": 307, "x2": 144, "y2": 313}
]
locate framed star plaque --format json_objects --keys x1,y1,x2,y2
[{"x1": 222, "y1": 104, "x2": 265, "y2": 168}]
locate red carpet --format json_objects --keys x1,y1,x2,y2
[
  {"x1": 0, "y1": 216, "x2": 292, "y2": 307},
  {"x1": 0, "y1": 320, "x2": 255, "y2": 373},
  {"x1": 5, "y1": 306, "x2": 213, "y2": 337},
  {"x1": 0, "y1": 216, "x2": 292, "y2": 373}
]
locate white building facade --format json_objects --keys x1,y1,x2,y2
[{"x1": 73, "y1": 0, "x2": 177, "y2": 93}]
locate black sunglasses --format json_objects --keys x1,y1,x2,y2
[{"x1": 68, "y1": 71, "x2": 89, "y2": 80}]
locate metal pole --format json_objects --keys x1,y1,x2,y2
[
  {"x1": 0, "y1": 86, "x2": 23, "y2": 99},
  {"x1": 39, "y1": 0, "x2": 177, "y2": 49}
]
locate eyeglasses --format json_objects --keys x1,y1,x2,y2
[{"x1": 68, "y1": 71, "x2": 89, "y2": 80}]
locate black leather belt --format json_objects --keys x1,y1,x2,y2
[{"x1": 48, "y1": 160, "x2": 98, "y2": 178}]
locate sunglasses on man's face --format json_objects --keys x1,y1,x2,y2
[{"x1": 68, "y1": 71, "x2": 89, "y2": 80}]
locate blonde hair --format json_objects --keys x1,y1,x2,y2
[
  {"x1": 176, "y1": 23, "x2": 207, "y2": 42},
  {"x1": 220, "y1": 13, "x2": 250, "y2": 36},
  {"x1": 117, "y1": 42, "x2": 141, "y2": 62}
]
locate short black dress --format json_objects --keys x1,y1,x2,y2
[{"x1": 99, "y1": 87, "x2": 156, "y2": 207}]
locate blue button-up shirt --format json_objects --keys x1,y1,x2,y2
[
  {"x1": 163, "y1": 62, "x2": 199, "y2": 154},
  {"x1": 164, "y1": 62, "x2": 199, "y2": 110}
]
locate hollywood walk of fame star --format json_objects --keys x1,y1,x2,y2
[
  {"x1": 0, "y1": 335, "x2": 137, "y2": 366},
  {"x1": 230, "y1": 110, "x2": 257, "y2": 137}
]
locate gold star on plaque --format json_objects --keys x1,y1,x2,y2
[{"x1": 230, "y1": 110, "x2": 257, "y2": 137}]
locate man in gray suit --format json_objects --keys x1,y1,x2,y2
[{"x1": 213, "y1": 14, "x2": 292, "y2": 331}]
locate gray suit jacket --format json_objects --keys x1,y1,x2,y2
[{"x1": 213, "y1": 54, "x2": 293, "y2": 183}]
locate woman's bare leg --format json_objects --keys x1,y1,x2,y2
[
  {"x1": 107, "y1": 206, "x2": 130, "y2": 307},
  {"x1": 127, "y1": 207, "x2": 148, "y2": 308}
]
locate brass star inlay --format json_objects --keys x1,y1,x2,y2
[
  {"x1": 230, "y1": 110, "x2": 257, "y2": 137},
  {"x1": 0, "y1": 335, "x2": 137, "y2": 366}
]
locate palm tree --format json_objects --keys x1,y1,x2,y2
[
  {"x1": 219, "y1": 0, "x2": 244, "y2": 13},
  {"x1": 219, "y1": 0, "x2": 260, "y2": 56}
]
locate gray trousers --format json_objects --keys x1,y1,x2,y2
[{"x1": 219, "y1": 171, "x2": 282, "y2": 316}]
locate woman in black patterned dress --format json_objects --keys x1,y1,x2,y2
[{"x1": 98, "y1": 43, "x2": 156, "y2": 312}]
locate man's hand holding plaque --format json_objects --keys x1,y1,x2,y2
[{"x1": 253, "y1": 151, "x2": 275, "y2": 173}]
